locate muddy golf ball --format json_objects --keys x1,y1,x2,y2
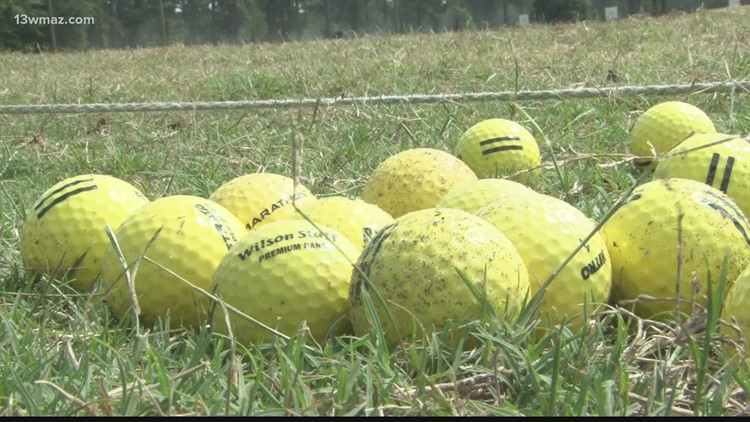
[
  {"x1": 360, "y1": 148, "x2": 477, "y2": 218},
  {"x1": 601, "y1": 178, "x2": 750, "y2": 319},
  {"x1": 348, "y1": 207, "x2": 530, "y2": 346},
  {"x1": 721, "y1": 265, "x2": 750, "y2": 358}
]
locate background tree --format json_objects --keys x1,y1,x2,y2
[
  {"x1": 532, "y1": 0, "x2": 593, "y2": 22},
  {"x1": 465, "y1": 0, "x2": 501, "y2": 29},
  {"x1": 0, "y1": 0, "x2": 738, "y2": 52},
  {"x1": 0, "y1": 0, "x2": 47, "y2": 51}
]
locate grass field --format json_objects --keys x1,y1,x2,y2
[{"x1": 2, "y1": 5, "x2": 750, "y2": 416}]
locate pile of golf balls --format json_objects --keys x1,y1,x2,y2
[{"x1": 15, "y1": 98, "x2": 750, "y2": 356}]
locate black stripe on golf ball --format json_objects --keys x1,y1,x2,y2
[
  {"x1": 481, "y1": 145, "x2": 524, "y2": 156},
  {"x1": 478, "y1": 136, "x2": 521, "y2": 146},
  {"x1": 349, "y1": 221, "x2": 397, "y2": 300},
  {"x1": 700, "y1": 196, "x2": 750, "y2": 247},
  {"x1": 34, "y1": 177, "x2": 94, "y2": 213},
  {"x1": 720, "y1": 156, "x2": 735, "y2": 194},
  {"x1": 36, "y1": 185, "x2": 98, "y2": 220},
  {"x1": 705, "y1": 153, "x2": 720, "y2": 186}
]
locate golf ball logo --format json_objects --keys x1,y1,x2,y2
[
  {"x1": 580, "y1": 248, "x2": 608, "y2": 280},
  {"x1": 237, "y1": 229, "x2": 339, "y2": 262},
  {"x1": 581, "y1": 251, "x2": 607, "y2": 280},
  {"x1": 246, "y1": 192, "x2": 310, "y2": 231},
  {"x1": 705, "y1": 153, "x2": 735, "y2": 193},
  {"x1": 33, "y1": 177, "x2": 98, "y2": 219},
  {"x1": 211, "y1": 219, "x2": 358, "y2": 343},
  {"x1": 194, "y1": 203, "x2": 241, "y2": 250}
]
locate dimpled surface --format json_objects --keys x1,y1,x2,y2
[
  {"x1": 286, "y1": 196, "x2": 395, "y2": 251},
  {"x1": 102, "y1": 195, "x2": 246, "y2": 329},
  {"x1": 476, "y1": 193, "x2": 612, "y2": 331},
  {"x1": 209, "y1": 173, "x2": 316, "y2": 231},
  {"x1": 211, "y1": 219, "x2": 359, "y2": 344},
  {"x1": 721, "y1": 266, "x2": 750, "y2": 357},
  {"x1": 653, "y1": 133, "x2": 750, "y2": 218},
  {"x1": 436, "y1": 178, "x2": 539, "y2": 214},
  {"x1": 360, "y1": 148, "x2": 477, "y2": 218},
  {"x1": 454, "y1": 118, "x2": 542, "y2": 184},
  {"x1": 601, "y1": 178, "x2": 750, "y2": 319},
  {"x1": 349, "y1": 208, "x2": 530, "y2": 346},
  {"x1": 629, "y1": 101, "x2": 715, "y2": 159},
  {"x1": 20, "y1": 174, "x2": 149, "y2": 292}
]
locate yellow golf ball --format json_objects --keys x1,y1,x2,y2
[
  {"x1": 629, "y1": 101, "x2": 715, "y2": 160},
  {"x1": 601, "y1": 178, "x2": 750, "y2": 319},
  {"x1": 349, "y1": 208, "x2": 530, "y2": 346},
  {"x1": 102, "y1": 195, "x2": 246, "y2": 329},
  {"x1": 454, "y1": 118, "x2": 542, "y2": 183},
  {"x1": 211, "y1": 219, "x2": 359, "y2": 344},
  {"x1": 20, "y1": 174, "x2": 149, "y2": 291},
  {"x1": 436, "y1": 178, "x2": 539, "y2": 214},
  {"x1": 209, "y1": 173, "x2": 316, "y2": 231},
  {"x1": 653, "y1": 132, "x2": 750, "y2": 218},
  {"x1": 476, "y1": 193, "x2": 612, "y2": 331},
  {"x1": 286, "y1": 196, "x2": 394, "y2": 251},
  {"x1": 360, "y1": 148, "x2": 477, "y2": 218},
  {"x1": 721, "y1": 266, "x2": 750, "y2": 358}
]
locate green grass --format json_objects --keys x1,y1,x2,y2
[{"x1": 2, "y1": 6, "x2": 750, "y2": 416}]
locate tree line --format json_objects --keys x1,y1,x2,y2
[{"x1": 0, "y1": 0, "x2": 740, "y2": 52}]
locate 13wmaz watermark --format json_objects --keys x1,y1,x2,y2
[{"x1": 15, "y1": 14, "x2": 95, "y2": 25}]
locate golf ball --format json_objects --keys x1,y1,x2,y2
[
  {"x1": 19, "y1": 174, "x2": 149, "y2": 291},
  {"x1": 721, "y1": 266, "x2": 750, "y2": 357},
  {"x1": 601, "y1": 178, "x2": 750, "y2": 319},
  {"x1": 360, "y1": 148, "x2": 477, "y2": 218},
  {"x1": 349, "y1": 208, "x2": 530, "y2": 346},
  {"x1": 209, "y1": 173, "x2": 316, "y2": 231},
  {"x1": 286, "y1": 196, "x2": 394, "y2": 251},
  {"x1": 629, "y1": 101, "x2": 715, "y2": 160},
  {"x1": 653, "y1": 132, "x2": 750, "y2": 218},
  {"x1": 211, "y1": 219, "x2": 359, "y2": 344},
  {"x1": 454, "y1": 118, "x2": 542, "y2": 183},
  {"x1": 476, "y1": 193, "x2": 612, "y2": 331},
  {"x1": 101, "y1": 195, "x2": 246, "y2": 329},
  {"x1": 436, "y1": 178, "x2": 539, "y2": 214}
]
